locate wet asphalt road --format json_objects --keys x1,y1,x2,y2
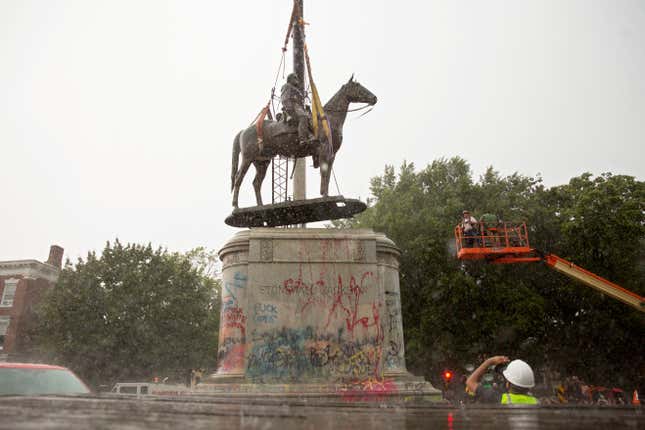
[{"x1": 1, "y1": 395, "x2": 643, "y2": 429}]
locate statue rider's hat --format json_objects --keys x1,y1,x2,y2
[{"x1": 287, "y1": 72, "x2": 299, "y2": 84}]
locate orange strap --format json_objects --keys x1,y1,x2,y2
[
  {"x1": 255, "y1": 102, "x2": 270, "y2": 143},
  {"x1": 283, "y1": 2, "x2": 297, "y2": 51}
]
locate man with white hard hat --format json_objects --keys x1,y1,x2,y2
[{"x1": 466, "y1": 355, "x2": 539, "y2": 404}]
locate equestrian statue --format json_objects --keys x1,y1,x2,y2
[{"x1": 231, "y1": 75, "x2": 377, "y2": 209}]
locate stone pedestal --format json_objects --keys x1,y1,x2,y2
[{"x1": 200, "y1": 228, "x2": 440, "y2": 400}]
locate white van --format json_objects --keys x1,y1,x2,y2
[{"x1": 111, "y1": 382, "x2": 189, "y2": 396}]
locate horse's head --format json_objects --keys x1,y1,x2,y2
[{"x1": 343, "y1": 75, "x2": 377, "y2": 105}]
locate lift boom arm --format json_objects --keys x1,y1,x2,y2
[
  {"x1": 544, "y1": 254, "x2": 644, "y2": 312},
  {"x1": 454, "y1": 221, "x2": 644, "y2": 312}
]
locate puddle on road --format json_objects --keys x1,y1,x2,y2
[{"x1": 1, "y1": 396, "x2": 643, "y2": 429}]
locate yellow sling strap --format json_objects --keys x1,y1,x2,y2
[{"x1": 304, "y1": 44, "x2": 332, "y2": 145}]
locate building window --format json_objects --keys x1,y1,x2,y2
[
  {"x1": 0, "y1": 316, "x2": 10, "y2": 350},
  {"x1": 1, "y1": 278, "x2": 18, "y2": 307}
]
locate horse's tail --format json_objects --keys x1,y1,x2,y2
[{"x1": 231, "y1": 131, "x2": 241, "y2": 191}]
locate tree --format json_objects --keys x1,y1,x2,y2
[
  {"x1": 33, "y1": 240, "x2": 220, "y2": 388},
  {"x1": 346, "y1": 158, "x2": 544, "y2": 382},
  {"x1": 349, "y1": 159, "x2": 644, "y2": 388},
  {"x1": 531, "y1": 173, "x2": 645, "y2": 387}
]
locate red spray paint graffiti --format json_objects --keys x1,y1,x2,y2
[
  {"x1": 324, "y1": 272, "x2": 381, "y2": 336},
  {"x1": 282, "y1": 270, "x2": 382, "y2": 339},
  {"x1": 223, "y1": 306, "x2": 247, "y2": 338}
]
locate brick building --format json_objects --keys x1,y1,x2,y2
[{"x1": 0, "y1": 245, "x2": 63, "y2": 361}]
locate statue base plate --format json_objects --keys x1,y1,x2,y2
[{"x1": 225, "y1": 196, "x2": 367, "y2": 227}]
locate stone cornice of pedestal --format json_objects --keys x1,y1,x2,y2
[
  {"x1": 218, "y1": 231, "x2": 251, "y2": 256},
  {"x1": 374, "y1": 233, "x2": 400, "y2": 255},
  {"x1": 244, "y1": 228, "x2": 380, "y2": 265},
  {"x1": 0, "y1": 260, "x2": 60, "y2": 283},
  {"x1": 246, "y1": 228, "x2": 380, "y2": 241},
  {"x1": 219, "y1": 228, "x2": 404, "y2": 267}
]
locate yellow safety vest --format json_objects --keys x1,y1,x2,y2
[{"x1": 501, "y1": 393, "x2": 539, "y2": 405}]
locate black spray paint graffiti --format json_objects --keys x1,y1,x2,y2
[
  {"x1": 254, "y1": 302, "x2": 278, "y2": 324},
  {"x1": 385, "y1": 291, "x2": 404, "y2": 368}
]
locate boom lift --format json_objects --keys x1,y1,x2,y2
[{"x1": 454, "y1": 221, "x2": 644, "y2": 312}]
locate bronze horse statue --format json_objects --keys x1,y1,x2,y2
[{"x1": 231, "y1": 76, "x2": 377, "y2": 208}]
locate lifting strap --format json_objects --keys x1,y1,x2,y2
[
  {"x1": 254, "y1": 101, "x2": 272, "y2": 152},
  {"x1": 283, "y1": 1, "x2": 298, "y2": 52}
]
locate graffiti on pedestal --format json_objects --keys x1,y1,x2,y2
[
  {"x1": 254, "y1": 302, "x2": 278, "y2": 324},
  {"x1": 217, "y1": 271, "x2": 248, "y2": 373},
  {"x1": 248, "y1": 266, "x2": 385, "y2": 382},
  {"x1": 223, "y1": 271, "x2": 247, "y2": 308},
  {"x1": 385, "y1": 291, "x2": 405, "y2": 368},
  {"x1": 339, "y1": 377, "x2": 397, "y2": 402},
  {"x1": 323, "y1": 272, "x2": 380, "y2": 336},
  {"x1": 276, "y1": 268, "x2": 380, "y2": 333},
  {"x1": 246, "y1": 326, "x2": 384, "y2": 382}
]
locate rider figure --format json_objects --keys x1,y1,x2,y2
[{"x1": 281, "y1": 72, "x2": 311, "y2": 145}]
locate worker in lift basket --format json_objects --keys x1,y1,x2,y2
[
  {"x1": 460, "y1": 210, "x2": 479, "y2": 248},
  {"x1": 466, "y1": 356, "x2": 539, "y2": 404}
]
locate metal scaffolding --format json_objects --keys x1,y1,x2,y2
[{"x1": 271, "y1": 156, "x2": 290, "y2": 204}]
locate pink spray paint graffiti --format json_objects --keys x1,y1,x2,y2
[{"x1": 339, "y1": 377, "x2": 398, "y2": 402}]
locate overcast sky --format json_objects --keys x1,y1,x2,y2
[{"x1": 2, "y1": 0, "x2": 643, "y2": 263}]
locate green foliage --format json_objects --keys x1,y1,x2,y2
[
  {"x1": 33, "y1": 240, "x2": 220, "y2": 388},
  {"x1": 352, "y1": 159, "x2": 644, "y2": 388},
  {"x1": 532, "y1": 173, "x2": 645, "y2": 387}
]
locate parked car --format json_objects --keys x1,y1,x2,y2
[{"x1": 0, "y1": 362, "x2": 91, "y2": 396}]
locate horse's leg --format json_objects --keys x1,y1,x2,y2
[
  {"x1": 318, "y1": 150, "x2": 327, "y2": 197},
  {"x1": 252, "y1": 160, "x2": 270, "y2": 206},
  {"x1": 319, "y1": 152, "x2": 334, "y2": 197},
  {"x1": 232, "y1": 155, "x2": 253, "y2": 209}
]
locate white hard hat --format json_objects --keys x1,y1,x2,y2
[{"x1": 502, "y1": 359, "x2": 535, "y2": 388}]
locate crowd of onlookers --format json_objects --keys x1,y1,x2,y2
[{"x1": 539, "y1": 376, "x2": 639, "y2": 405}]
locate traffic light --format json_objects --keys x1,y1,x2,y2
[{"x1": 442, "y1": 369, "x2": 456, "y2": 402}]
